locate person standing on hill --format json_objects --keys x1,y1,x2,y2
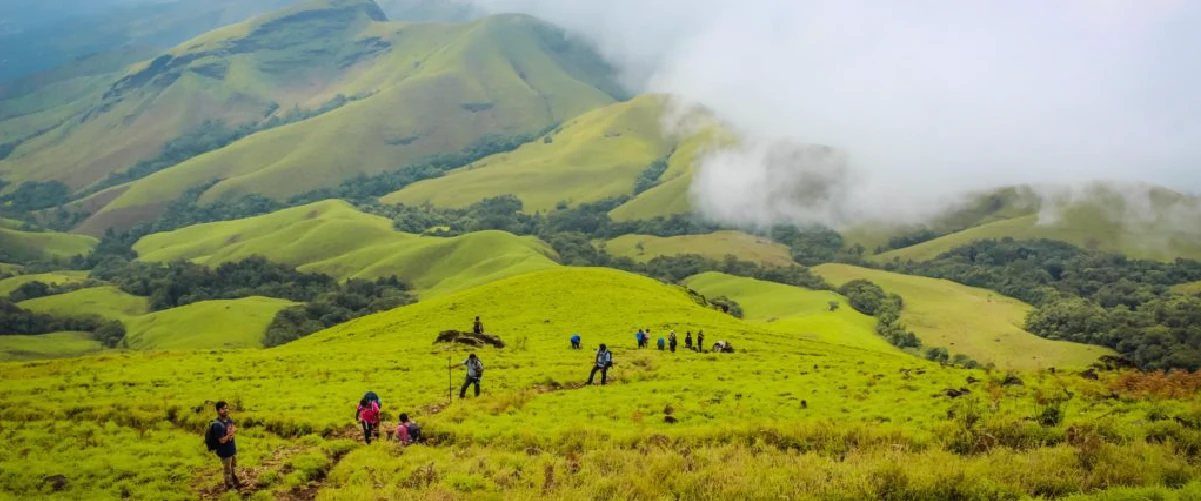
[
  {"x1": 587, "y1": 344, "x2": 614, "y2": 385},
  {"x1": 472, "y1": 316, "x2": 484, "y2": 335},
  {"x1": 657, "y1": 336, "x2": 666, "y2": 350},
  {"x1": 205, "y1": 401, "x2": 240, "y2": 490},
  {"x1": 697, "y1": 331, "x2": 705, "y2": 352},
  {"x1": 636, "y1": 329, "x2": 647, "y2": 349},
  {"x1": 363, "y1": 390, "x2": 381, "y2": 409},
  {"x1": 357, "y1": 397, "x2": 380, "y2": 444},
  {"x1": 457, "y1": 354, "x2": 485, "y2": 398},
  {"x1": 570, "y1": 334, "x2": 581, "y2": 349},
  {"x1": 685, "y1": 331, "x2": 693, "y2": 350},
  {"x1": 668, "y1": 331, "x2": 678, "y2": 353}
]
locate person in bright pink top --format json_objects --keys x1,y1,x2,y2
[{"x1": 356, "y1": 398, "x2": 380, "y2": 444}]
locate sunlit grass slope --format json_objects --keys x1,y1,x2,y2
[
  {"x1": 385, "y1": 95, "x2": 686, "y2": 211},
  {"x1": 123, "y1": 297, "x2": 297, "y2": 350},
  {"x1": 814, "y1": 264, "x2": 1111, "y2": 370},
  {"x1": 133, "y1": 200, "x2": 559, "y2": 296},
  {"x1": 0, "y1": 226, "x2": 97, "y2": 261},
  {"x1": 0, "y1": 332, "x2": 102, "y2": 362},
  {"x1": 0, "y1": 271, "x2": 90, "y2": 296},
  {"x1": 607, "y1": 124, "x2": 733, "y2": 221},
  {"x1": 1173, "y1": 281, "x2": 1201, "y2": 296},
  {"x1": 607, "y1": 230, "x2": 793, "y2": 267},
  {"x1": 682, "y1": 272, "x2": 898, "y2": 353},
  {"x1": 0, "y1": 267, "x2": 1198, "y2": 500},
  {"x1": 17, "y1": 286, "x2": 150, "y2": 322}
]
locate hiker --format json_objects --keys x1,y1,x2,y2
[
  {"x1": 636, "y1": 329, "x2": 647, "y2": 349},
  {"x1": 587, "y1": 344, "x2": 614, "y2": 385},
  {"x1": 472, "y1": 316, "x2": 484, "y2": 335},
  {"x1": 395, "y1": 414, "x2": 423, "y2": 445},
  {"x1": 697, "y1": 331, "x2": 705, "y2": 352},
  {"x1": 570, "y1": 334, "x2": 581, "y2": 349},
  {"x1": 657, "y1": 337, "x2": 666, "y2": 350},
  {"x1": 669, "y1": 331, "x2": 678, "y2": 353},
  {"x1": 205, "y1": 401, "x2": 240, "y2": 490},
  {"x1": 457, "y1": 354, "x2": 485, "y2": 398},
  {"x1": 357, "y1": 397, "x2": 380, "y2": 444},
  {"x1": 685, "y1": 331, "x2": 693, "y2": 350}
]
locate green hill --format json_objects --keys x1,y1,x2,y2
[
  {"x1": 0, "y1": 0, "x2": 625, "y2": 233},
  {"x1": 0, "y1": 332, "x2": 103, "y2": 362},
  {"x1": 0, "y1": 226, "x2": 97, "y2": 262},
  {"x1": 1172, "y1": 281, "x2": 1201, "y2": 296},
  {"x1": 814, "y1": 263, "x2": 1111, "y2": 369},
  {"x1": 0, "y1": 271, "x2": 90, "y2": 296},
  {"x1": 132, "y1": 199, "x2": 559, "y2": 296},
  {"x1": 607, "y1": 231, "x2": 794, "y2": 267},
  {"x1": 682, "y1": 272, "x2": 897, "y2": 353},
  {"x1": 123, "y1": 297, "x2": 297, "y2": 350},
  {"x1": 18, "y1": 286, "x2": 150, "y2": 322}
]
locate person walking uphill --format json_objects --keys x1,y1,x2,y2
[
  {"x1": 205, "y1": 401, "x2": 240, "y2": 490},
  {"x1": 357, "y1": 397, "x2": 380, "y2": 444},
  {"x1": 458, "y1": 354, "x2": 485, "y2": 398},
  {"x1": 697, "y1": 331, "x2": 705, "y2": 352},
  {"x1": 587, "y1": 344, "x2": 614, "y2": 385},
  {"x1": 685, "y1": 331, "x2": 693, "y2": 350},
  {"x1": 669, "y1": 331, "x2": 678, "y2": 353}
]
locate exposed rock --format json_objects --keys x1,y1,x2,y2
[
  {"x1": 434, "y1": 330, "x2": 505, "y2": 348},
  {"x1": 43, "y1": 475, "x2": 67, "y2": 492}
]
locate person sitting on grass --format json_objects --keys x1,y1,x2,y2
[
  {"x1": 395, "y1": 414, "x2": 423, "y2": 445},
  {"x1": 357, "y1": 397, "x2": 380, "y2": 444}
]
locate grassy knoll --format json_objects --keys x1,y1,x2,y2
[
  {"x1": 682, "y1": 272, "x2": 897, "y2": 353},
  {"x1": 1, "y1": 267, "x2": 1199, "y2": 500},
  {"x1": 384, "y1": 95, "x2": 704, "y2": 212},
  {"x1": 133, "y1": 200, "x2": 559, "y2": 296},
  {"x1": 607, "y1": 231, "x2": 794, "y2": 267},
  {"x1": 0, "y1": 263, "x2": 22, "y2": 275},
  {"x1": 0, "y1": 226, "x2": 97, "y2": 261},
  {"x1": 123, "y1": 297, "x2": 297, "y2": 350},
  {"x1": 1173, "y1": 281, "x2": 1201, "y2": 296},
  {"x1": 0, "y1": 332, "x2": 102, "y2": 362},
  {"x1": 814, "y1": 263, "x2": 1111, "y2": 370},
  {"x1": 18, "y1": 286, "x2": 150, "y2": 322},
  {"x1": 0, "y1": 271, "x2": 90, "y2": 296}
]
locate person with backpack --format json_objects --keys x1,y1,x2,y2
[
  {"x1": 635, "y1": 329, "x2": 647, "y2": 349},
  {"x1": 205, "y1": 401, "x2": 240, "y2": 490},
  {"x1": 657, "y1": 336, "x2": 666, "y2": 350},
  {"x1": 457, "y1": 354, "x2": 485, "y2": 398},
  {"x1": 587, "y1": 344, "x2": 614, "y2": 385},
  {"x1": 570, "y1": 334, "x2": 581, "y2": 349},
  {"x1": 669, "y1": 331, "x2": 678, "y2": 353},
  {"x1": 472, "y1": 316, "x2": 485, "y2": 335},
  {"x1": 685, "y1": 331, "x2": 693, "y2": 350},
  {"x1": 697, "y1": 331, "x2": 705, "y2": 352},
  {"x1": 363, "y1": 390, "x2": 381, "y2": 410},
  {"x1": 357, "y1": 397, "x2": 380, "y2": 444},
  {"x1": 396, "y1": 414, "x2": 423, "y2": 445}
]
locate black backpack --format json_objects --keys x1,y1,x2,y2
[{"x1": 204, "y1": 421, "x2": 222, "y2": 451}]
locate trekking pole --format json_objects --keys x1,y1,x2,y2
[{"x1": 447, "y1": 355, "x2": 452, "y2": 404}]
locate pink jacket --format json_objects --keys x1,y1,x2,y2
[{"x1": 358, "y1": 401, "x2": 380, "y2": 423}]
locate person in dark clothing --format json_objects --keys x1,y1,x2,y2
[
  {"x1": 357, "y1": 397, "x2": 380, "y2": 444},
  {"x1": 207, "y1": 401, "x2": 240, "y2": 490},
  {"x1": 657, "y1": 337, "x2": 666, "y2": 350},
  {"x1": 685, "y1": 331, "x2": 693, "y2": 350},
  {"x1": 587, "y1": 344, "x2": 614, "y2": 385},
  {"x1": 363, "y1": 390, "x2": 381, "y2": 409},
  {"x1": 457, "y1": 354, "x2": 485, "y2": 398},
  {"x1": 472, "y1": 316, "x2": 484, "y2": 335},
  {"x1": 570, "y1": 334, "x2": 581, "y2": 349},
  {"x1": 669, "y1": 331, "x2": 678, "y2": 353},
  {"x1": 697, "y1": 331, "x2": 705, "y2": 352},
  {"x1": 636, "y1": 329, "x2": 647, "y2": 349}
]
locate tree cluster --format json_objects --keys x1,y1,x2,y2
[
  {"x1": 264, "y1": 276, "x2": 416, "y2": 347},
  {"x1": 837, "y1": 279, "x2": 922, "y2": 350}
]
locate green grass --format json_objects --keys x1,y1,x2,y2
[
  {"x1": 0, "y1": 226, "x2": 97, "y2": 262},
  {"x1": 607, "y1": 231, "x2": 794, "y2": 267},
  {"x1": 18, "y1": 286, "x2": 150, "y2": 322},
  {"x1": 1172, "y1": 281, "x2": 1201, "y2": 296},
  {"x1": 123, "y1": 297, "x2": 297, "y2": 350},
  {"x1": 133, "y1": 200, "x2": 560, "y2": 296},
  {"x1": 384, "y1": 95, "x2": 677, "y2": 212},
  {"x1": 682, "y1": 272, "x2": 898, "y2": 353},
  {"x1": 0, "y1": 263, "x2": 22, "y2": 275},
  {"x1": 0, "y1": 332, "x2": 103, "y2": 362},
  {"x1": 0, "y1": 271, "x2": 90, "y2": 296},
  {"x1": 814, "y1": 263, "x2": 1112, "y2": 370},
  {"x1": 1, "y1": 267, "x2": 1198, "y2": 500}
]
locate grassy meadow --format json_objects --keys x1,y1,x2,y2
[
  {"x1": 0, "y1": 226, "x2": 97, "y2": 262},
  {"x1": 122, "y1": 297, "x2": 297, "y2": 350},
  {"x1": 0, "y1": 271, "x2": 90, "y2": 296},
  {"x1": 0, "y1": 331, "x2": 103, "y2": 362},
  {"x1": 2, "y1": 267, "x2": 1199, "y2": 500},
  {"x1": 607, "y1": 231, "x2": 794, "y2": 267},
  {"x1": 814, "y1": 264, "x2": 1113, "y2": 370}
]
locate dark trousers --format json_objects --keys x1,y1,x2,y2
[
  {"x1": 361, "y1": 421, "x2": 375, "y2": 444},
  {"x1": 670, "y1": 342, "x2": 677, "y2": 353},
  {"x1": 571, "y1": 341, "x2": 580, "y2": 349},
  {"x1": 460, "y1": 375, "x2": 480, "y2": 398},
  {"x1": 587, "y1": 366, "x2": 608, "y2": 384}
]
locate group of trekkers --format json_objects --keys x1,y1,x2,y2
[{"x1": 206, "y1": 317, "x2": 728, "y2": 491}]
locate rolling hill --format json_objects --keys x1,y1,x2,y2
[
  {"x1": 0, "y1": 0, "x2": 626, "y2": 234},
  {"x1": 0, "y1": 271, "x2": 90, "y2": 296},
  {"x1": 0, "y1": 331, "x2": 103, "y2": 362},
  {"x1": 606, "y1": 231, "x2": 793, "y2": 267},
  {"x1": 122, "y1": 296, "x2": 297, "y2": 350},
  {"x1": 813, "y1": 263, "x2": 1111, "y2": 369},
  {"x1": 132, "y1": 199, "x2": 560, "y2": 296},
  {"x1": 0, "y1": 226, "x2": 97, "y2": 262},
  {"x1": 682, "y1": 272, "x2": 897, "y2": 353},
  {"x1": 18, "y1": 286, "x2": 150, "y2": 322}
]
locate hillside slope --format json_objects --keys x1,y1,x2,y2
[
  {"x1": 17, "y1": 286, "x2": 150, "y2": 322},
  {"x1": 123, "y1": 296, "x2": 297, "y2": 350},
  {"x1": 132, "y1": 199, "x2": 560, "y2": 296},
  {"x1": 607, "y1": 231, "x2": 793, "y2": 267},
  {"x1": 0, "y1": 226, "x2": 97, "y2": 262},
  {"x1": 814, "y1": 263, "x2": 1111, "y2": 369}
]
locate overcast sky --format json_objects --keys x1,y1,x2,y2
[{"x1": 469, "y1": 0, "x2": 1201, "y2": 225}]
